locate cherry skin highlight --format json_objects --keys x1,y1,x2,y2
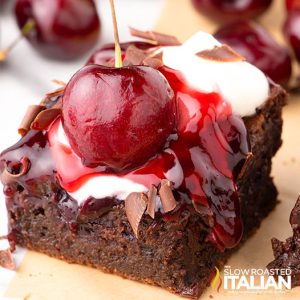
[
  {"x1": 215, "y1": 20, "x2": 292, "y2": 85},
  {"x1": 62, "y1": 65, "x2": 176, "y2": 171},
  {"x1": 284, "y1": 11, "x2": 300, "y2": 62},
  {"x1": 191, "y1": 0, "x2": 273, "y2": 23},
  {"x1": 15, "y1": 0, "x2": 101, "y2": 59}
]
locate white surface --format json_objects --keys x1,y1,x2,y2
[
  {"x1": 163, "y1": 32, "x2": 270, "y2": 116},
  {"x1": 0, "y1": 0, "x2": 165, "y2": 296}
]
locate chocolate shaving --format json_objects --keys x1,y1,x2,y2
[
  {"x1": 159, "y1": 180, "x2": 177, "y2": 213},
  {"x1": 124, "y1": 45, "x2": 149, "y2": 66},
  {"x1": 125, "y1": 192, "x2": 147, "y2": 238},
  {"x1": 193, "y1": 202, "x2": 214, "y2": 227},
  {"x1": 129, "y1": 27, "x2": 181, "y2": 46},
  {"x1": 0, "y1": 248, "x2": 15, "y2": 270},
  {"x1": 31, "y1": 106, "x2": 61, "y2": 131},
  {"x1": 44, "y1": 86, "x2": 64, "y2": 99},
  {"x1": 196, "y1": 45, "x2": 245, "y2": 62},
  {"x1": 143, "y1": 57, "x2": 164, "y2": 69},
  {"x1": 18, "y1": 105, "x2": 46, "y2": 136},
  {"x1": 238, "y1": 152, "x2": 253, "y2": 180},
  {"x1": 147, "y1": 185, "x2": 157, "y2": 219},
  {"x1": 51, "y1": 79, "x2": 66, "y2": 86}
]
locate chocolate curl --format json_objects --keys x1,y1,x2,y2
[
  {"x1": 147, "y1": 185, "x2": 157, "y2": 219},
  {"x1": 18, "y1": 105, "x2": 46, "y2": 136},
  {"x1": 143, "y1": 57, "x2": 164, "y2": 69},
  {"x1": 159, "y1": 180, "x2": 177, "y2": 213},
  {"x1": 125, "y1": 193, "x2": 147, "y2": 238},
  {"x1": 196, "y1": 45, "x2": 245, "y2": 62},
  {"x1": 0, "y1": 157, "x2": 31, "y2": 184},
  {"x1": 31, "y1": 103, "x2": 61, "y2": 131},
  {"x1": 129, "y1": 27, "x2": 181, "y2": 46}
]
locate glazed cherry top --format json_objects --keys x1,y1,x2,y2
[
  {"x1": 215, "y1": 21, "x2": 292, "y2": 85},
  {"x1": 15, "y1": 0, "x2": 101, "y2": 59},
  {"x1": 62, "y1": 65, "x2": 176, "y2": 171}
]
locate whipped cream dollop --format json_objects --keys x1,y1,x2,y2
[{"x1": 162, "y1": 32, "x2": 270, "y2": 116}]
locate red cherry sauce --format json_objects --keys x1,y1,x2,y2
[
  {"x1": 1, "y1": 42, "x2": 250, "y2": 250},
  {"x1": 48, "y1": 65, "x2": 249, "y2": 249}
]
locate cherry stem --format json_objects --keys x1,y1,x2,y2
[
  {"x1": 109, "y1": 0, "x2": 122, "y2": 68},
  {"x1": 0, "y1": 19, "x2": 35, "y2": 62}
]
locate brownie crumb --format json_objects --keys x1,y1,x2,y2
[{"x1": 267, "y1": 196, "x2": 300, "y2": 287}]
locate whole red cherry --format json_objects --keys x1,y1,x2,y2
[
  {"x1": 191, "y1": 0, "x2": 273, "y2": 23},
  {"x1": 62, "y1": 65, "x2": 176, "y2": 171},
  {"x1": 215, "y1": 21, "x2": 292, "y2": 85},
  {"x1": 286, "y1": 0, "x2": 300, "y2": 11},
  {"x1": 15, "y1": 0, "x2": 101, "y2": 59},
  {"x1": 284, "y1": 11, "x2": 300, "y2": 62},
  {"x1": 87, "y1": 41, "x2": 155, "y2": 66}
]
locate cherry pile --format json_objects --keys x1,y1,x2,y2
[
  {"x1": 62, "y1": 64, "x2": 176, "y2": 171},
  {"x1": 193, "y1": 0, "x2": 300, "y2": 87}
]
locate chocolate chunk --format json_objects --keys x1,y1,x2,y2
[
  {"x1": 159, "y1": 180, "x2": 177, "y2": 213},
  {"x1": 18, "y1": 105, "x2": 46, "y2": 136},
  {"x1": 147, "y1": 185, "x2": 157, "y2": 219},
  {"x1": 31, "y1": 107, "x2": 61, "y2": 131},
  {"x1": 125, "y1": 193, "x2": 147, "y2": 238},
  {"x1": 196, "y1": 45, "x2": 245, "y2": 62},
  {"x1": 129, "y1": 27, "x2": 181, "y2": 46}
]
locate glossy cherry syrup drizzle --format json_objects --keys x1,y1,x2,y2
[
  {"x1": 48, "y1": 53, "x2": 249, "y2": 249},
  {"x1": 1, "y1": 42, "x2": 250, "y2": 249}
]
